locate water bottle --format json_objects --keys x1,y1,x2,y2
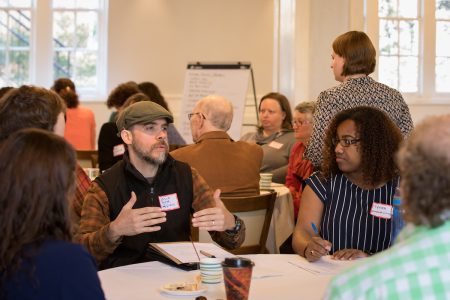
[{"x1": 391, "y1": 187, "x2": 404, "y2": 242}]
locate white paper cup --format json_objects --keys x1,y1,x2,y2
[{"x1": 200, "y1": 258, "x2": 222, "y2": 284}]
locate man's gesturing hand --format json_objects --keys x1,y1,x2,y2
[{"x1": 108, "y1": 192, "x2": 167, "y2": 242}]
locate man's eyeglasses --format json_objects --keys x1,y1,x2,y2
[
  {"x1": 188, "y1": 112, "x2": 206, "y2": 120},
  {"x1": 332, "y1": 137, "x2": 361, "y2": 147},
  {"x1": 292, "y1": 120, "x2": 312, "y2": 127}
]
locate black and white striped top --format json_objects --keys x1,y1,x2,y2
[{"x1": 306, "y1": 172, "x2": 400, "y2": 254}]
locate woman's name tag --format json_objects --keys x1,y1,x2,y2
[
  {"x1": 370, "y1": 202, "x2": 392, "y2": 219},
  {"x1": 268, "y1": 141, "x2": 283, "y2": 149}
]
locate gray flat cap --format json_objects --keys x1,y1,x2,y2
[{"x1": 116, "y1": 101, "x2": 173, "y2": 132}]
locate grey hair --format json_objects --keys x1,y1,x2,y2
[
  {"x1": 294, "y1": 101, "x2": 316, "y2": 114},
  {"x1": 197, "y1": 95, "x2": 233, "y2": 131}
]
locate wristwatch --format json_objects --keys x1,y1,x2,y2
[{"x1": 225, "y1": 215, "x2": 242, "y2": 234}]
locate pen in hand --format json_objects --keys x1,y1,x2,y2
[
  {"x1": 311, "y1": 222, "x2": 331, "y2": 255},
  {"x1": 200, "y1": 250, "x2": 216, "y2": 258}
]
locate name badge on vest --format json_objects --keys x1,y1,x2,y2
[
  {"x1": 113, "y1": 144, "x2": 125, "y2": 157},
  {"x1": 370, "y1": 202, "x2": 393, "y2": 219},
  {"x1": 268, "y1": 141, "x2": 283, "y2": 149},
  {"x1": 158, "y1": 193, "x2": 180, "y2": 211}
]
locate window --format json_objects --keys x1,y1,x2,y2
[
  {"x1": 367, "y1": 0, "x2": 450, "y2": 103},
  {"x1": 0, "y1": 0, "x2": 107, "y2": 98}
]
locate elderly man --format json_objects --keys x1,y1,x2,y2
[
  {"x1": 325, "y1": 114, "x2": 450, "y2": 299},
  {"x1": 171, "y1": 95, "x2": 263, "y2": 196},
  {"x1": 79, "y1": 101, "x2": 245, "y2": 269}
]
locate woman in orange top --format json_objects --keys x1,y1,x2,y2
[{"x1": 52, "y1": 78, "x2": 96, "y2": 150}]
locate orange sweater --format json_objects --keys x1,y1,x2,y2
[{"x1": 64, "y1": 106, "x2": 96, "y2": 150}]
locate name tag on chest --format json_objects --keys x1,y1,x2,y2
[
  {"x1": 158, "y1": 193, "x2": 180, "y2": 211},
  {"x1": 370, "y1": 202, "x2": 392, "y2": 219},
  {"x1": 268, "y1": 141, "x2": 283, "y2": 149}
]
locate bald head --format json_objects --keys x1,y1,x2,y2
[
  {"x1": 196, "y1": 95, "x2": 233, "y2": 131},
  {"x1": 397, "y1": 114, "x2": 450, "y2": 227}
]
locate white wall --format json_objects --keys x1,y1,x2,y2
[{"x1": 84, "y1": 0, "x2": 450, "y2": 146}]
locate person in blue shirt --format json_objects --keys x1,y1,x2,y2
[{"x1": 0, "y1": 128, "x2": 105, "y2": 300}]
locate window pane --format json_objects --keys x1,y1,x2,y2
[
  {"x1": 8, "y1": 9, "x2": 30, "y2": 47},
  {"x1": 9, "y1": 50, "x2": 28, "y2": 84},
  {"x1": 53, "y1": 11, "x2": 75, "y2": 48},
  {"x1": 436, "y1": 57, "x2": 450, "y2": 92},
  {"x1": 399, "y1": 20, "x2": 418, "y2": 55},
  {"x1": 0, "y1": 11, "x2": 6, "y2": 46},
  {"x1": 379, "y1": 0, "x2": 398, "y2": 17},
  {"x1": 379, "y1": 19, "x2": 399, "y2": 55},
  {"x1": 76, "y1": 0, "x2": 100, "y2": 9},
  {"x1": 399, "y1": 57, "x2": 418, "y2": 92},
  {"x1": 53, "y1": 0, "x2": 76, "y2": 9},
  {"x1": 75, "y1": 51, "x2": 97, "y2": 87},
  {"x1": 53, "y1": 50, "x2": 73, "y2": 78},
  {"x1": 0, "y1": 0, "x2": 8, "y2": 7},
  {"x1": 379, "y1": 56, "x2": 399, "y2": 89},
  {"x1": 398, "y1": 0, "x2": 417, "y2": 18},
  {"x1": 75, "y1": 11, "x2": 98, "y2": 49},
  {"x1": 9, "y1": 0, "x2": 31, "y2": 8},
  {"x1": 436, "y1": 21, "x2": 450, "y2": 56},
  {"x1": 436, "y1": 0, "x2": 450, "y2": 19}
]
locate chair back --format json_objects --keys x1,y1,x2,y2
[
  {"x1": 76, "y1": 150, "x2": 99, "y2": 168},
  {"x1": 193, "y1": 191, "x2": 277, "y2": 255}
]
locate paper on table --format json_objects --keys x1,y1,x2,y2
[
  {"x1": 150, "y1": 242, "x2": 235, "y2": 264},
  {"x1": 288, "y1": 255, "x2": 356, "y2": 275}
]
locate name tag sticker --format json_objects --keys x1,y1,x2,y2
[
  {"x1": 113, "y1": 144, "x2": 125, "y2": 157},
  {"x1": 158, "y1": 193, "x2": 180, "y2": 211},
  {"x1": 268, "y1": 141, "x2": 283, "y2": 149},
  {"x1": 370, "y1": 202, "x2": 393, "y2": 219}
]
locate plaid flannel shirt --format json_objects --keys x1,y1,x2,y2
[{"x1": 70, "y1": 164, "x2": 91, "y2": 237}]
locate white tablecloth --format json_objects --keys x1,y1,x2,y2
[
  {"x1": 98, "y1": 254, "x2": 357, "y2": 300},
  {"x1": 198, "y1": 183, "x2": 295, "y2": 254}
]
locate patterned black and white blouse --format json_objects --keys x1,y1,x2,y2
[
  {"x1": 306, "y1": 172, "x2": 400, "y2": 254},
  {"x1": 304, "y1": 76, "x2": 414, "y2": 169}
]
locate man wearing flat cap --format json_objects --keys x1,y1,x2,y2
[{"x1": 78, "y1": 101, "x2": 245, "y2": 269}]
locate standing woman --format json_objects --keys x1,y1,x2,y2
[
  {"x1": 241, "y1": 92, "x2": 295, "y2": 184},
  {"x1": 304, "y1": 31, "x2": 413, "y2": 169},
  {"x1": 0, "y1": 129, "x2": 104, "y2": 299},
  {"x1": 292, "y1": 107, "x2": 403, "y2": 261},
  {"x1": 52, "y1": 78, "x2": 96, "y2": 150},
  {"x1": 285, "y1": 101, "x2": 316, "y2": 220}
]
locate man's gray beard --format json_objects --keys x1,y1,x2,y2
[{"x1": 132, "y1": 142, "x2": 168, "y2": 166}]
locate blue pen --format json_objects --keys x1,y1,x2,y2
[{"x1": 311, "y1": 222, "x2": 319, "y2": 235}]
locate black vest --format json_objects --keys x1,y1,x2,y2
[{"x1": 95, "y1": 154, "x2": 193, "y2": 269}]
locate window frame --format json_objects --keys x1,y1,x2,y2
[{"x1": 366, "y1": 0, "x2": 450, "y2": 104}]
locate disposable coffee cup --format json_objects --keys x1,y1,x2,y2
[
  {"x1": 222, "y1": 257, "x2": 254, "y2": 300},
  {"x1": 200, "y1": 257, "x2": 222, "y2": 284},
  {"x1": 259, "y1": 173, "x2": 273, "y2": 189}
]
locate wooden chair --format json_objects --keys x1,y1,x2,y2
[
  {"x1": 192, "y1": 191, "x2": 277, "y2": 255},
  {"x1": 76, "y1": 150, "x2": 99, "y2": 168}
]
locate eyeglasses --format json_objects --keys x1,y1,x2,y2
[
  {"x1": 332, "y1": 137, "x2": 361, "y2": 147},
  {"x1": 292, "y1": 120, "x2": 312, "y2": 127},
  {"x1": 188, "y1": 112, "x2": 206, "y2": 120}
]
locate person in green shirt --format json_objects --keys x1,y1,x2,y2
[{"x1": 325, "y1": 114, "x2": 450, "y2": 300}]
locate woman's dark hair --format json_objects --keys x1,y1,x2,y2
[
  {"x1": 0, "y1": 86, "x2": 14, "y2": 99},
  {"x1": 51, "y1": 77, "x2": 79, "y2": 108},
  {"x1": 322, "y1": 106, "x2": 402, "y2": 186},
  {"x1": 397, "y1": 115, "x2": 450, "y2": 227},
  {"x1": 138, "y1": 81, "x2": 170, "y2": 111},
  {"x1": 259, "y1": 92, "x2": 293, "y2": 130},
  {"x1": 0, "y1": 128, "x2": 76, "y2": 288},
  {"x1": 0, "y1": 85, "x2": 66, "y2": 141},
  {"x1": 106, "y1": 81, "x2": 140, "y2": 109},
  {"x1": 332, "y1": 31, "x2": 376, "y2": 76},
  {"x1": 122, "y1": 92, "x2": 151, "y2": 108}
]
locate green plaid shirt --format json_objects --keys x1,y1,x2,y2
[{"x1": 325, "y1": 221, "x2": 450, "y2": 300}]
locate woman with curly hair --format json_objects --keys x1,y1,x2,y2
[
  {"x1": 292, "y1": 106, "x2": 403, "y2": 261},
  {"x1": 0, "y1": 128, "x2": 104, "y2": 299}
]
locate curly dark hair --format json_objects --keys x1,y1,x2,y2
[
  {"x1": 0, "y1": 85, "x2": 66, "y2": 141},
  {"x1": 397, "y1": 115, "x2": 450, "y2": 227},
  {"x1": 106, "y1": 81, "x2": 140, "y2": 109},
  {"x1": 0, "y1": 128, "x2": 75, "y2": 289},
  {"x1": 138, "y1": 81, "x2": 170, "y2": 111},
  {"x1": 258, "y1": 92, "x2": 293, "y2": 130},
  {"x1": 322, "y1": 106, "x2": 402, "y2": 186},
  {"x1": 51, "y1": 77, "x2": 79, "y2": 108},
  {"x1": 332, "y1": 31, "x2": 376, "y2": 76}
]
